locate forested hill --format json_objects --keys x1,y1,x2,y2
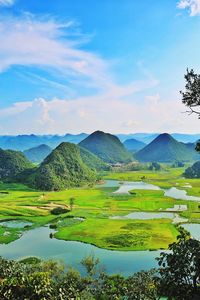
[
  {"x1": 79, "y1": 131, "x2": 133, "y2": 163},
  {"x1": 29, "y1": 142, "x2": 96, "y2": 191},
  {"x1": 79, "y1": 146, "x2": 110, "y2": 171},
  {"x1": 135, "y1": 133, "x2": 199, "y2": 162},
  {"x1": 0, "y1": 149, "x2": 33, "y2": 180}
]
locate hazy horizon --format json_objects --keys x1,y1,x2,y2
[{"x1": 0, "y1": 131, "x2": 200, "y2": 137}]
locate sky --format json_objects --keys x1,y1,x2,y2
[{"x1": 0, "y1": 0, "x2": 200, "y2": 135}]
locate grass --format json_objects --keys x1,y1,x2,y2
[
  {"x1": 54, "y1": 218, "x2": 179, "y2": 251},
  {"x1": 0, "y1": 166, "x2": 200, "y2": 250}
]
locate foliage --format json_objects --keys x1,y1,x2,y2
[
  {"x1": 196, "y1": 141, "x2": 200, "y2": 153},
  {"x1": 180, "y1": 69, "x2": 200, "y2": 118},
  {"x1": 172, "y1": 161, "x2": 185, "y2": 168},
  {"x1": 0, "y1": 256, "x2": 159, "y2": 300},
  {"x1": 23, "y1": 144, "x2": 52, "y2": 163},
  {"x1": 184, "y1": 161, "x2": 200, "y2": 178},
  {"x1": 69, "y1": 197, "x2": 75, "y2": 211},
  {"x1": 149, "y1": 162, "x2": 161, "y2": 171},
  {"x1": 157, "y1": 228, "x2": 200, "y2": 300},
  {"x1": 79, "y1": 130, "x2": 133, "y2": 163},
  {"x1": 50, "y1": 207, "x2": 70, "y2": 215}
]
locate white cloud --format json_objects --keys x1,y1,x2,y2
[
  {"x1": 0, "y1": 89, "x2": 199, "y2": 135},
  {"x1": 0, "y1": 14, "x2": 110, "y2": 91},
  {"x1": 177, "y1": 0, "x2": 200, "y2": 16},
  {"x1": 0, "y1": 0, "x2": 14, "y2": 6}
]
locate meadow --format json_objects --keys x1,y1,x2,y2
[{"x1": 0, "y1": 166, "x2": 200, "y2": 250}]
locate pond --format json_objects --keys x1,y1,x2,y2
[
  {"x1": 0, "y1": 220, "x2": 33, "y2": 228},
  {"x1": 100, "y1": 180, "x2": 200, "y2": 202},
  {"x1": 110, "y1": 212, "x2": 187, "y2": 224},
  {"x1": 110, "y1": 212, "x2": 174, "y2": 220},
  {"x1": 164, "y1": 187, "x2": 200, "y2": 202},
  {"x1": 113, "y1": 181, "x2": 160, "y2": 194},
  {"x1": 0, "y1": 226, "x2": 161, "y2": 276}
]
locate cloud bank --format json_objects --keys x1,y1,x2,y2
[{"x1": 0, "y1": 93, "x2": 199, "y2": 135}]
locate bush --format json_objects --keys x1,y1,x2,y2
[{"x1": 50, "y1": 207, "x2": 70, "y2": 215}]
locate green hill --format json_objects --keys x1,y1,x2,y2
[
  {"x1": 23, "y1": 144, "x2": 52, "y2": 163},
  {"x1": 0, "y1": 149, "x2": 33, "y2": 181},
  {"x1": 184, "y1": 161, "x2": 200, "y2": 178},
  {"x1": 29, "y1": 142, "x2": 96, "y2": 190},
  {"x1": 135, "y1": 133, "x2": 198, "y2": 163},
  {"x1": 123, "y1": 138, "x2": 146, "y2": 153},
  {"x1": 79, "y1": 146, "x2": 110, "y2": 171},
  {"x1": 79, "y1": 131, "x2": 133, "y2": 164}
]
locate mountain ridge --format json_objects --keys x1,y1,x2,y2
[
  {"x1": 79, "y1": 131, "x2": 133, "y2": 164},
  {"x1": 135, "y1": 133, "x2": 199, "y2": 162}
]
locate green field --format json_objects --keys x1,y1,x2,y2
[{"x1": 0, "y1": 166, "x2": 200, "y2": 250}]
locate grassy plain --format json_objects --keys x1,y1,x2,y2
[{"x1": 0, "y1": 166, "x2": 200, "y2": 250}]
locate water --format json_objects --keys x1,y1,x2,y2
[
  {"x1": 0, "y1": 226, "x2": 160, "y2": 276},
  {"x1": 0, "y1": 220, "x2": 33, "y2": 228},
  {"x1": 110, "y1": 212, "x2": 174, "y2": 220},
  {"x1": 100, "y1": 180, "x2": 200, "y2": 202},
  {"x1": 97, "y1": 180, "x2": 121, "y2": 188},
  {"x1": 164, "y1": 187, "x2": 200, "y2": 202},
  {"x1": 113, "y1": 181, "x2": 160, "y2": 194},
  {"x1": 0, "y1": 224, "x2": 198, "y2": 276},
  {"x1": 182, "y1": 224, "x2": 200, "y2": 240}
]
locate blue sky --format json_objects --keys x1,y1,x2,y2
[{"x1": 0, "y1": 0, "x2": 200, "y2": 134}]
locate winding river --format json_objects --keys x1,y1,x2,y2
[{"x1": 0, "y1": 226, "x2": 161, "y2": 276}]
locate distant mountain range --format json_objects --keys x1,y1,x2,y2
[
  {"x1": 135, "y1": 133, "x2": 199, "y2": 163},
  {"x1": 123, "y1": 138, "x2": 146, "y2": 153},
  {"x1": 0, "y1": 133, "x2": 88, "y2": 151},
  {"x1": 79, "y1": 131, "x2": 133, "y2": 164},
  {"x1": 0, "y1": 132, "x2": 199, "y2": 151},
  {"x1": 23, "y1": 144, "x2": 52, "y2": 163},
  {"x1": 117, "y1": 133, "x2": 200, "y2": 144}
]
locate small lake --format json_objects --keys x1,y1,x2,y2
[
  {"x1": 0, "y1": 220, "x2": 33, "y2": 228},
  {"x1": 0, "y1": 226, "x2": 161, "y2": 276},
  {"x1": 110, "y1": 212, "x2": 174, "y2": 220},
  {"x1": 100, "y1": 180, "x2": 200, "y2": 202},
  {"x1": 164, "y1": 187, "x2": 200, "y2": 202},
  {"x1": 113, "y1": 181, "x2": 160, "y2": 194}
]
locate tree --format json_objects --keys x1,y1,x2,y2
[
  {"x1": 69, "y1": 197, "x2": 75, "y2": 211},
  {"x1": 157, "y1": 228, "x2": 200, "y2": 300},
  {"x1": 180, "y1": 69, "x2": 200, "y2": 118},
  {"x1": 181, "y1": 69, "x2": 200, "y2": 154},
  {"x1": 149, "y1": 162, "x2": 161, "y2": 171},
  {"x1": 184, "y1": 161, "x2": 200, "y2": 178}
]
